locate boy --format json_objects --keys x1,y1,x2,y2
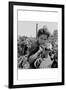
[{"x1": 28, "y1": 26, "x2": 52, "y2": 68}]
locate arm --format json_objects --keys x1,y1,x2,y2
[{"x1": 28, "y1": 47, "x2": 43, "y2": 64}]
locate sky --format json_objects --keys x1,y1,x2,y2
[{"x1": 18, "y1": 21, "x2": 58, "y2": 37}]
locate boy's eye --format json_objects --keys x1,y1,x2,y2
[
  {"x1": 44, "y1": 38, "x2": 47, "y2": 40},
  {"x1": 41, "y1": 38, "x2": 43, "y2": 40},
  {"x1": 40, "y1": 38, "x2": 46, "y2": 40}
]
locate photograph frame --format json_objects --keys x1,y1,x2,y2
[{"x1": 9, "y1": 1, "x2": 64, "y2": 88}]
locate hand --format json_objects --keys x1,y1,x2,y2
[
  {"x1": 34, "y1": 58, "x2": 42, "y2": 68},
  {"x1": 38, "y1": 46, "x2": 43, "y2": 53}
]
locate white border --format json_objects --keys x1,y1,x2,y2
[{"x1": 13, "y1": 5, "x2": 62, "y2": 85}]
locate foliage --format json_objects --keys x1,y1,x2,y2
[{"x1": 17, "y1": 29, "x2": 58, "y2": 69}]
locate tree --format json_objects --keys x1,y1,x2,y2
[{"x1": 53, "y1": 30, "x2": 58, "y2": 40}]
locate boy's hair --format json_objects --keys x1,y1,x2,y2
[{"x1": 37, "y1": 28, "x2": 50, "y2": 38}]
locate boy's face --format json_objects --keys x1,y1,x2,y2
[{"x1": 38, "y1": 34, "x2": 48, "y2": 45}]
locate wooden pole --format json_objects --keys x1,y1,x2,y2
[{"x1": 36, "y1": 24, "x2": 38, "y2": 38}]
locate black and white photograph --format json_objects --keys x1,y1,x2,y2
[
  {"x1": 9, "y1": 2, "x2": 64, "y2": 88},
  {"x1": 17, "y1": 21, "x2": 58, "y2": 69}
]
